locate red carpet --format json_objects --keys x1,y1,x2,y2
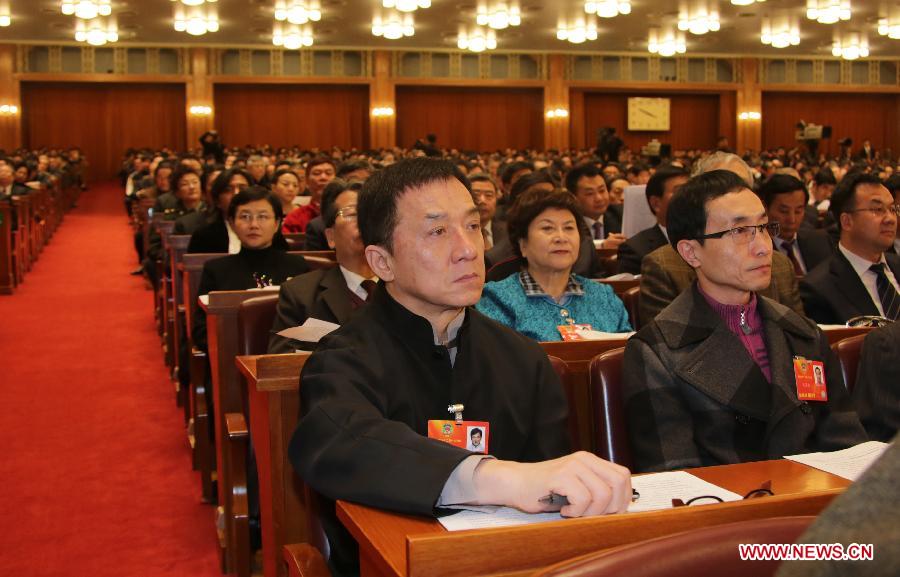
[{"x1": 0, "y1": 183, "x2": 221, "y2": 577}]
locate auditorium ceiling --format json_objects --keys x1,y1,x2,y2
[{"x1": 3, "y1": 0, "x2": 899, "y2": 59}]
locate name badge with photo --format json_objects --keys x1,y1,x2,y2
[
  {"x1": 427, "y1": 420, "x2": 490, "y2": 454},
  {"x1": 793, "y1": 356, "x2": 828, "y2": 402}
]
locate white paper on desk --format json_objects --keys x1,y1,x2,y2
[
  {"x1": 437, "y1": 471, "x2": 742, "y2": 531},
  {"x1": 576, "y1": 328, "x2": 635, "y2": 341},
  {"x1": 603, "y1": 273, "x2": 640, "y2": 281},
  {"x1": 817, "y1": 324, "x2": 851, "y2": 331},
  {"x1": 785, "y1": 441, "x2": 889, "y2": 481},
  {"x1": 277, "y1": 318, "x2": 340, "y2": 343},
  {"x1": 438, "y1": 507, "x2": 564, "y2": 531},
  {"x1": 628, "y1": 471, "x2": 742, "y2": 513}
]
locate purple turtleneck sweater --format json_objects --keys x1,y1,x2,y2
[{"x1": 699, "y1": 286, "x2": 772, "y2": 382}]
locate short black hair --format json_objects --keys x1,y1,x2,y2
[
  {"x1": 507, "y1": 188, "x2": 583, "y2": 259},
  {"x1": 470, "y1": 427, "x2": 482, "y2": 438},
  {"x1": 813, "y1": 168, "x2": 837, "y2": 186},
  {"x1": 211, "y1": 168, "x2": 252, "y2": 201},
  {"x1": 358, "y1": 157, "x2": 470, "y2": 253},
  {"x1": 758, "y1": 174, "x2": 808, "y2": 208},
  {"x1": 467, "y1": 172, "x2": 498, "y2": 191},
  {"x1": 227, "y1": 185, "x2": 283, "y2": 221},
  {"x1": 883, "y1": 174, "x2": 900, "y2": 198},
  {"x1": 628, "y1": 163, "x2": 649, "y2": 177},
  {"x1": 508, "y1": 170, "x2": 558, "y2": 206},
  {"x1": 321, "y1": 178, "x2": 363, "y2": 228},
  {"x1": 645, "y1": 165, "x2": 690, "y2": 213},
  {"x1": 270, "y1": 168, "x2": 300, "y2": 189},
  {"x1": 500, "y1": 161, "x2": 534, "y2": 185},
  {"x1": 565, "y1": 163, "x2": 602, "y2": 195},
  {"x1": 336, "y1": 160, "x2": 373, "y2": 180},
  {"x1": 667, "y1": 169, "x2": 750, "y2": 248},
  {"x1": 829, "y1": 172, "x2": 884, "y2": 232},
  {"x1": 169, "y1": 165, "x2": 201, "y2": 192}
]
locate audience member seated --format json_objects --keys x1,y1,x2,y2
[
  {"x1": 192, "y1": 187, "x2": 310, "y2": 351},
  {"x1": 623, "y1": 170, "x2": 866, "y2": 473},
  {"x1": 143, "y1": 165, "x2": 206, "y2": 287},
  {"x1": 270, "y1": 168, "x2": 302, "y2": 227},
  {"x1": 804, "y1": 168, "x2": 837, "y2": 229},
  {"x1": 759, "y1": 174, "x2": 835, "y2": 275},
  {"x1": 289, "y1": 158, "x2": 632, "y2": 577},
  {"x1": 302, "y1": 161, "x2": 373, "y2": 250},
  {"x1": 282, "y1": 157, "x2": 335, "y2": 233},
  {"x1": 566, "y1": 163, "x2": 625, "y2": 251},
  {"x1": 639, "y1": 154, "x2": 804, "y2": 325},
  {"x1": 184, "y1": 168, "x2": 251, "y2": 253},
  {"x1": 852, "y1": 322, "x2": 900, "y2": 442},
  {"x1": 800, "y1": 173, "x2": 900, "y2": 324},
  {"x1": 0, "y1": 163, "x2": 28, "y2": 199},
  {"x1": 477, "y1": 188, "x2": 631, "y2": 341},
  {"x1": 617, "y1": 165, "x2": 689, "y2": 275},
  {"x1": 468, "y1": 173, "x2": 507, "y2": 251},
  {"x1": 268, "y1": 179, "x2": 375, "y2": 353},
  {"x1": 626, "y1": 163, "x2": 650, "y2": 185},
  {"x1": 886, "y1": 174, "x2": 900, "y2": 255},
  {"x1": 246, "y1": 154, "x2": 269, "y2": 187},
  {"x1": 606, "y1": 176, "x2": 629, "y2": 205}
]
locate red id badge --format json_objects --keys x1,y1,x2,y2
[
  {"x1": 427, "y1": 420, "x2": 490, "y2": 454},
  {"x1": 793, "y1": 356, "x2": 828, "y2": 402},
  {"x1": 557, "y1": 324, "x2": 593, "y2": 341}
]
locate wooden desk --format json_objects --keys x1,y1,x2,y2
[
  {"x1": 236, "y1": 353, "x2": 311, "y2": 577},
  {"x1": 337, "y1": 459, "x2": 851, "y2": 577},
  {"x1": 820, "y1": 326, "x2": 872, "y2": 344}
]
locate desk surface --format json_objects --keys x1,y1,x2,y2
[{"x1": 337, "y1": 459, "x2": 851, "y2": 577}]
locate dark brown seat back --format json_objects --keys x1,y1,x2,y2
[
  {"x1": 238, "y1": 294, "x2": 280, "y2": 356},
  {"x1": 620, "y1": 285, "x2": 641, "y2": 330},
  {"x1": 830, "y1": 333, "x2": 867, "y2": 393},
  {"x1": 549, "y1": 356, "x2": 582, "y2": 452},
  {"x1": 534, "y1": 516, "x2": 815, "y2": 577},
  {"x1": 588, "y1": 347, "x2": 632, "y2": 469}
]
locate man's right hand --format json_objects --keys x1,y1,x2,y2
[
  {"x1": 599, "y1": 233, "x2": 626, "y2": 250},
  {"x1": 472, "y1": 451, "x2": 632, "y2": 517}
]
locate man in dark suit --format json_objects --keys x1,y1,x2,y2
[
  {"x1": 803, "y1": 169, "x2": 837, "y2": 229},
  {"x1": 468, "y1": 173, "x2": 508, "y2": 251},
  {"x1": 617, "y1": 165, "x2": 689, "y2": 275},
  {"x1": 566, "y1": 164, "x2": 625, "y2": 251},
  {"x1": 759, "y1": 174, "x2": 834, "y2": 275},
  {"x1": 852, "y1": 322, "x2": 900, "y2": 442},
  {"x1": 801, "y1": 172, "x2": 900, "y2": 324},
  {"x1": 624, "y1": 170, "x2": 866, "y2": 473},
  {"x1": 268, "y1": 180, "x2": 377, "y2": 353}
]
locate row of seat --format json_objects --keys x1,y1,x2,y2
[{"x1": 0, "y1": 182, "x2": 80, "y2": 294}]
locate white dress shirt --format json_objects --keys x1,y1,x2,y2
[
  {"x1": 339, "y1": 265, "x2": 378, "y2": 301},
  {"x1": 226, "y1": 221, "x2": 241, "y2": 254}
]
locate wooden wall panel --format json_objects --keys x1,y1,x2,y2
[
  {"x1": 21, "y1": 82, "x2": 186, "y2": 182},
  {"x1": 577, "y1": 91, "x2": 724, "y2": 153},
  {"x1": 762, "y1": 92, "x2": 900, "y2": 157},
  {"x1": 396, "y1": 86, "x2": 543, "y2": 151},
  {"x1": 213, "y1": 84, "x2": 369, "y2": 150}
]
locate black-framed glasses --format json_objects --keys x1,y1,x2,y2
[
  {"x1": 846, "y1": 204, "x2": 900, "y2": 218},
  {"x1": 846, "y1": 315, "x2": 894, "y2": 328},
  {"x1": 672, "y1": 480, "x2": 773, "y2": 507},
  {"x1": 695, "y1": 222, "x2": 780, "y2": 245}
]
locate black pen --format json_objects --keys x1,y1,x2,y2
[{"x1": 538, "y1": 489, "x2": 640, "y2": 506}]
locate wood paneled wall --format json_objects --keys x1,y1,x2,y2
[
  {"x1": 213, "y1": 84, "x2": 370, "y2": 150},
  {"x1": 762, "y1": 92, "x2": 900, "y2": 157},
  {"x1": 21, "y1": 82, "x2": 186, "y2": 182},
  {"x1": 396, "y1": 86, "x2": 544, "y2": 151},
  {"x1": 574, "y1": 90, "x2": 730, "y2": 153}
]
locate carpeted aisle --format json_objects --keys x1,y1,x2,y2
[{"x1": 0, "y1": 182, "x2": 220, "y2": 577}]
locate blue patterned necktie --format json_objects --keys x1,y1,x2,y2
[{"x1": 870, "y1": 263, "x2": 900, "y2": 320}]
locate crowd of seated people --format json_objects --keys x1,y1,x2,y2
[{"x1": 128, "y1": 140, "x2": 898, "y2": 575}]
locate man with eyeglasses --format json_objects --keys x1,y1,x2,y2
[
  {"x1": 800, "y1": 172, "x2": 900, "y2": 324},
  {"x1": 623, "y1": 170, "x2": 866, "y2": 473},
  {"x1": 468, "y1": 173, "x2": 507, "y2": 251},
  {"x1": 268, "y1": 179, "x2": 379, "y2": 353}
]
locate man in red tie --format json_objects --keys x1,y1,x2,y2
[{"x1": 268, "y1": 179, "x2": 378, "y2": 353}]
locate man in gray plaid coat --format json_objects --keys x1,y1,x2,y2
[{"x1": 624, "y1": 170, "x2": 866, "y2": 473}]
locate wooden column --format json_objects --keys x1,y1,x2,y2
[
  {"x1": 544, "y1": 54, "x2": 570, "y2": 150},
  {"x1": 369, "y1": 50, "x2": 395, "y2": 149},
  {"x1": 736, "y1": 57, "x2": 762, "y2": 153},
  {"x1": 186, "y1": 47, "x2": 214, "y2": 151},
  {"x1": 0, "y1": 44, "x2": 22, "y2": 151}
]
